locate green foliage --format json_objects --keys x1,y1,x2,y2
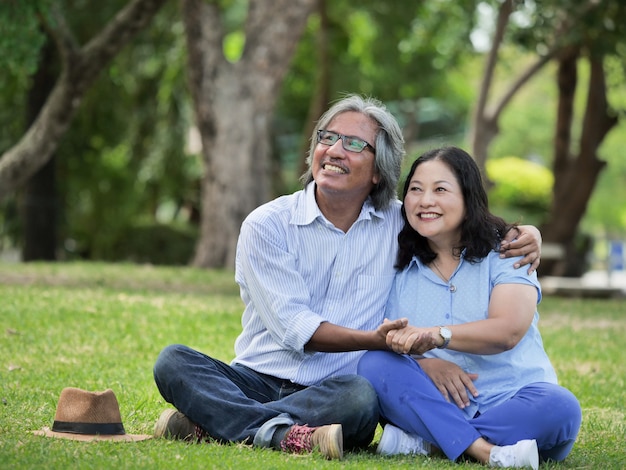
[
  {"x1": 2, "y1": 0, "x2": 626, "y2": 266},
  {"x1": 106, "y1": 222, "x2": 198, "y2": 265},
  {"x1": 216, "y1": 0, "x2": 248, "y2": 62},
  {"x1": 486, "y1": 53, "x2": 557, "y2": 166},
  {"x1": 0, "y1": 0, "x2": 51, "y2": 152},
  {"x1": 50, "y1": 2, "x2": 196, "y2": 262},
  {"x1": 223, "y1": 30, "x2": 245, "y2": 62},
  {"x1": 0, "y1": 1, "x2": 198, "y2": 264},
  {"x1": 487, "y1": 156, "x2": 553, "y2": 224},
  {"x1": 481, "y1": 48, "x2": 626, "y2": 236},
  {"x1": 0, "y1": 0, "x2": 49, "y2": 78},
  {"x1": 282, "y1": 0, "x2": 478, "y2": 111},
  {"x1": 275, "y1": 0, "x2": 477, "y2": 182},
  {"x1": 507, "y1": 0, "x2": 626, "y2": 58},
  {"x1": 476, "y1": 1, "x2": 626, "y2": 241},
  {"x1": 0, "y1": 262, "x2": 624, "y2": 468}
]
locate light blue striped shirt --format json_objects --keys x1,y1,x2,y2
[
  {"x1": 233, "y1": 182, "x2": 403, "y2": 385},
  {"x1": 386, "y1": 251, "x2": 558, "y2": 420}
]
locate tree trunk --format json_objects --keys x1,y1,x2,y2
[
  {"x1": 183, "y1": 0, "x2": 316, "y2": 269},
  {"x1": 21, "y1": 158, "x2": 57, "y2": 261},
  {"x1": 0, "y1": 0, "x2": 167, "y2": 201},
  {"x1": 298, "y1": 0, "x2": 331, "y2": 177},
  {"x1": 21, "y1": 37, "x2": 58, "y2": 261},
  {"x1": 539, "y1": 52, "x2": 616, "y2": 276},
  {"x1": 469, "y1": 0, "x2": 512, "y2": 180}
]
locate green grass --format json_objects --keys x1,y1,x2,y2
[{"x1": 1, "y1": 262, "x2": 624, "y2": 469}]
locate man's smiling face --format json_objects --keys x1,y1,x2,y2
[{"x1": 312, "y1": 111, "x2": 380, "y2": 204}]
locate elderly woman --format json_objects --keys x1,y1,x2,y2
[{"x1": 358, "y1": 147, "x2": 581, "y2": 469}]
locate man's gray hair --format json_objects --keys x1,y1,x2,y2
[{"x1": 300, "y1": 94, "x2": 405, "y2": 210}]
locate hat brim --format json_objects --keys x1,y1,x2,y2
[{"x1": 33, "y1": 427, "x2": 152, "y2": 442}]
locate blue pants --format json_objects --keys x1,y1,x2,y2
[
  {"x1": 153, "y1": 344, "x2": 379, "y2": 449},
  {"x1": 358, "y1": 351, "x2": 582, "y2": 462}
]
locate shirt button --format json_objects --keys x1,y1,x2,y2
[{"x1": 449, "y1": 284, "x2": 457, "y2": 293}]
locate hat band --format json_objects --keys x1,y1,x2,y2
[{"x1": 52, "y1": 420, "x2": 126, "y2": 435}]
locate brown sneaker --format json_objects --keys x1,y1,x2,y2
[
  {"x1": 280, "y1": 424, "x2": 343, "y2": 460},
  {"x1": 154, "y1": 409, "x2": 199, "y2": 441}
]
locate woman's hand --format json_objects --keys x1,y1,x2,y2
[
  {"x1": 385, "y1": 323, "x2": 437, "y2": 355},
  {"x1": 417, "y1": 357, "x2": 479, "y2": 409}
]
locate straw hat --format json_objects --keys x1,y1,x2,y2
[{"x1": 33, "y1": 387, "x2": 152, "y2": 441}]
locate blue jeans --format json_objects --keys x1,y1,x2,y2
[
  {"x1": 358, "y1": 351, "x2": 582, "y2": 462},
  {"x1": 153, "y1": 344, "x2": 379, "y2": 449}
]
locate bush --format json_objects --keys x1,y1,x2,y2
[
  {"x1": 65, "y1": 222, "x2": 198, "y2": 266},
  {"x1": 114, "y1": 222, "x2": 198, "y2": 265},
  {"x1": 487, "y1": 156, "x2": 553, "y2": 215}
]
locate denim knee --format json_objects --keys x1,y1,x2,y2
[
  {"x1": 337, "y1": 375, "x2": 379, "y2": 414},
  {"x1": 153, "y1": 344, "x2": 188, "y2": 384},
  {"x1": 328, "y1": 375, "x2": 379, "y2": 449}
]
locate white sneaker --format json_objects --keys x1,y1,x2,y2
[
  {"x1": 376, "y1": 424, "x2": 431, "y2": 456},
  {"x1": 489, "y1": 439, "x2": 539, "y2": 469}
]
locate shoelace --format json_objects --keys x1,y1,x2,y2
[
  {"x1": 194, "y1": 424, "x2": 207, "y2": 442},
  {"x1": 280, "y1": 424, "x2": 314, "y2": 453}
]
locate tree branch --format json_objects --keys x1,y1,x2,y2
[
  {"x1": 472, "y1": 0, "x2": 512, "y2": 127},
  {"x1": 0, "y1": 0, "x2": 167, "y2": 200},
  {"x1": 181, "y1": 0, "x2": 224, "y2": 140}
]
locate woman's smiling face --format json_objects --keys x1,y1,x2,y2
[{"x1": 403, "y1": 159, "x2": 466, "y2": 246}]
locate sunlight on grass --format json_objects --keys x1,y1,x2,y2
[{"x1": 1, "y1": 262, "x2": 624, "y2": 469}]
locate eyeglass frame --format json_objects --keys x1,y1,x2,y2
[{"x1": 316, "y1": 129, "x2": 376, "y2": 154}]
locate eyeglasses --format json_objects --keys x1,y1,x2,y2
[{"x1": 316, "y1": 129, "x2": 376, "y2": 153}]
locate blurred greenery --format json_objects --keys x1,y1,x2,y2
[
  {"x1": 97, "y1": 222, "x2": 197, "y2": 266},
  {"x1": 0, "y1": 1, "x2": 49, "y2": 77},
  {"x1": 487, "y1": 156, "x2": 554, "y2": 225},
  {"x1": 0, "y1": 0, "x2": 625, "y2": 267}
]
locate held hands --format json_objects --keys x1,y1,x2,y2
[
  {"x1": 383, "y1": 319, "x2": 438, "y2": 355},
  {"x1": 376, "y1": 317, "x2": 408, "y2": 344},
  {"x1": 382, "y1": 321, "x2": 479, "y2": 409}
]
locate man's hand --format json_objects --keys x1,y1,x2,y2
[
  {"x1": 376, "y1": 317, "x2": 408, "y2": 344},
  {"x1": 307, "y1": 318, "x2": 408, "y2": 352},
  {"x1": 500, "y1": 225, "x2": 542, "y2": 274},
  {"x1": 385, "y1": 322, "x2": 437, "y2": 355},
  {"x1": 418, "y1": 357, "x2": 479, "y2": 409}
]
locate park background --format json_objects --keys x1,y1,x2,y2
[
  {"x1": 0, "y1": 1, "x2": 625, "y2": 468},
  {"x1": 1, "y1": 0, "x2": 625, "y2": 277}
]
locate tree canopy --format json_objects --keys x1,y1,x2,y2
[{"x1": 1, "y1": 0, "x2": 624, "y2": 273}]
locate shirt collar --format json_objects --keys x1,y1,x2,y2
[
  {"x1": 292, "y1": 182, "x2": 383, "y2": 227},
  {"x1": 409, "y1": 250, "x2": 468, "y2": 270}
]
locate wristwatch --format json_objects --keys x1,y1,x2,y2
[{"x1": 437, "y1": 326, "x2": 452, "y2": 349}]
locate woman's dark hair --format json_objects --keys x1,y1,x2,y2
[{"x1": 395, "y1": 146, "x2": 516, "y2": 270}]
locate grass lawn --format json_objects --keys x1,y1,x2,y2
[{"x1": 1, "y1": 262, "x2": 624, "y2": 469}]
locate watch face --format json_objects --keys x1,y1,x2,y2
[{"x1": 438, "y1": 326, "x2": 451, "y2": 348}]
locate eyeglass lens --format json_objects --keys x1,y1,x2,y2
[{"x1": 317, "y1": 130, "x2": 373, "y2": 153}]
